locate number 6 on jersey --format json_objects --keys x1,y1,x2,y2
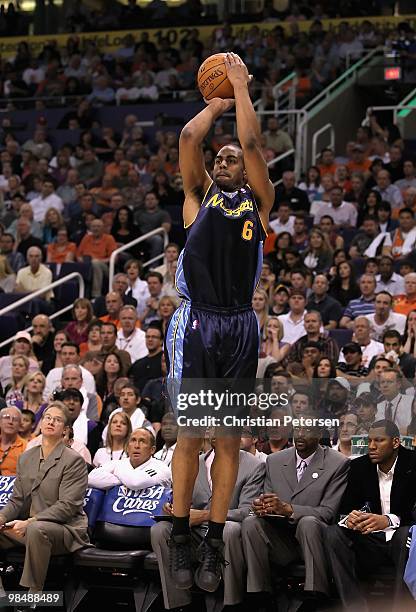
[{"x1": 242, "y1": 220, "x2": 253, "y2": 241}]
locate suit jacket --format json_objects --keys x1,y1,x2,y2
[
  {"x1": 0, "y1": 442, "x2": 90, "y2": 551},
  {"x1": 192, "y1": 450, "x2": 265, "y2": 522},
  {"x1": 265, "y1": 445, "x2": 349, "y2": 524},
  {"x1": 338, "y1": 445, "x2": 416, "y2": 525}
]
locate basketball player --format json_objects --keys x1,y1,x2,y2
[{"x1": 165, "y1": 53, "x2": 274, "y2": 591}]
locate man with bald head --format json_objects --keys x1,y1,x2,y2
[
  {"x1": 393, "y1": 272, "x2": 416, "y2": 316},
  {"x1": 99, "y1": 291, "x2": 124, "y2": 328},
  {"x1": 15, "y1": 246, "x2": 53, "y2": 301},
  {"x1": 60, "y1": 365, "x2": 99, "y2": 421},
  {"x1": 306, "y1": 274, "x2": 343, "y2": 329},
  {"x1": 0, "y1": 406, "x2": 26, "y2": 476},
  {"x1": 15, "y1": 217, "x2": 43, "y2": 259},
  {"x1": 338, "y1": 316, "x2": 384, "y2": 368},
  {"x1": 274, "y1": 170, "x2": 310, "y2": 213},
  {"x1": 93, "y1": 273, "x2": 137, "y2": 318},
  {"x1": 77, "y1": 217, "x2": 117, "y2": 297}
]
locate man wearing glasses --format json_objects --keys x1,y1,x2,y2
[
  {"x1": 0, "y1": 401, "x2": 89, "y2": 607},
  {"x1": 0, "y1": 406, "x2": 27, "y2": 476}
]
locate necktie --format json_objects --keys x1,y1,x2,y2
[
  {"x1": 297, "y1": 459, "x2": 307, "y2": 482},
  {"x1": 386, "y1": 401, "x2": 393, "y2": 421}
]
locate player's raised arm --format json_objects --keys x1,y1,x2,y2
[
  {"x1": 179, "y1": 99, "x2": 233, "y2": 226},
  {"x1": 225, "y1": 53, "x2": 275, "y2": 224}
]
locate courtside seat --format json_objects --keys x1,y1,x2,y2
[{"x1": 73, "y1": 547, "x2": 148, "y2": 569}]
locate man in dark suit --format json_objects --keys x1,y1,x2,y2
[
  {"x1": 242, "y1": 421, "x2": 349, "y2": 606},
  {"x1": 324, "y1": 419, "x2": 416, "y2": 611},
  {"x1": 151, "y1": 447, "x2": 265, "y2": 609}
]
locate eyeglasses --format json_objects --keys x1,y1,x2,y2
[
  {"x1": 1, "y1": 414, "x2": 20, "y2": 423},
  {"x1": 43, "y1": 415, "x2": 64, "y2": 424}
]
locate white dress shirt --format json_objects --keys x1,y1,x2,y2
[
  {"x1": 269, "y1": 216, "x2": 295, "y2": 236},
  {"x1": 375, "y1": 273, "x2": 405, "y2": 296},
  {"x1": 116, "y1": 328, "x2": 148, "y2": 363},
  {"x1": 378, "y1": 458, "x2": 400, "y2": 541},
  {"x1": 88, "y1": 456, "x2": 171, "y2": 491},
  {"x1": 375, "y1": 394, "x2": 413, "y2": 434},
  {"x1": 154, "y1": 443, "x2": 176, "y2": 466},
  {"x1": 29, "y1": 193, "x2": 64, "y2": 223},
  {"x1": 314, "y1": 201, "x2": 358, "y2": 227},
  {"x1": 127, "y1": 279, "x2": 150, "y2": 316},
  {"x1": 43, "y1": 366, "x2": 96, "y2": 401},
  {"x1": 278, "y1": 311, "x2": 307, "y2": 344}
]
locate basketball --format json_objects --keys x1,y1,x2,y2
[{"x1": 197, "y1": 53, "x2": 234, "y2": 100}]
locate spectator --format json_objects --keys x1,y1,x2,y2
[
  {"x1": 239, "y1": 428, "x2": 267, "y2": 462},
  {"x1": 44, "y1": 342, "x2": 96, "y2": 401},
  {"x1": 59, "y1": 387, "x2": 101, "y2": 461},
  {"x1": 354, "y1": 393, "x2": 378, "y2": 434},
  {"x1": 22, "y1": 128, "x2": 52, "y2": 160},
  {"x1": 0, "y1": 402, "x2": 89, "y2": 595},
  {"x1": 306, "y1": 274, "x2": 343, "y2": 328},
  {"x1": 287, "y1": 310, "x2": 338, "y2": 364},
  {"x1": 29, "y1": 178, "x2": 63, "y2": 223},
  {"x1": 124, "y1": 258, "x2": 150, "y2": 312},
  {"x1": 375, "y1": 255, "x2": 405, "y2": 295},
  {"x1": 325, "y1": 420, "x2": 416, "y2": 611},
  {"x1": 339, "y1": 316, "x2": 383, "y2": 368},
  {"x1": 317, "y1": 147, "x2": 338, "y2": 178},
  {"x1": 64, "y1": 298, "x2": 94, "y2": 345},
  {"x1": 99, "y1": 291, "x2": 124, "y2": 328},
  {"x1": 93, "y1": 411, "x2": 132, "y2": 467},
  {"x1": 365, "y1": 292, "x2": 406, "y2": 342},
  {"x1": 329, "y1": 260, "x2": 360, "y2": 307},
  {"x1": 336, "y1": 342, "x2": 368, "y2": 379},
  {"x1": 31, "y1": 314, "x2": 55, "y2": 375},
  {"x1": 384, "y1": 145, "x2": 404, "y2": 183},
  {"x1": 242, "y1": 421, "x2": 349, "y2": 607},
  {"x1": 340, "y1": 274, "x2": 376, "y2": 329},
  {"x1": 0, "y1": 406, "x2": 26, "y2": 475},
  {"x1": 102, "y1": 383, "x2": 154, "y2": 442},
  {"x1": 370, "y1": 329, "x2": 416, "y2": 381},
  {"x1": 77, "y1": 218, "x2": 117, "y2": 298},
  {"x1": 374, "y1": 169, "x2": 403, "y2": 209},
  {"x1": 46, "y1": 226, "x2": 76, "y2": 263},
  {"x1": 385, "y1": 208, "x2": 416, "y2": 259},
  {"x1": 154, "y1": 412, "x2": 178, "y2": 466},
  {"x1": 100, "y1": 322, "x2": 132, "y2": 372},
  {"x1": 269, "y1": 203, "x2": 294, "y2": 236},
  {"x1": 79, "y1": 320, "x2": 102, "y2": 357},
  {"x1": 298, "y1": 165, "x2": 323, "y2": 204},
  {"x1": 59, "y1": 364, "x2": 100, "y2": 422},
  {"x1": 334, "y1": 412, "x2": 359, "y2": 457},
  {"x1": 278, "y1": 290, "x2": 307, "y2": 344},
  {"x1": 395, "y1": 159, "x2": 416, "y2": 193},
  {"x1": 19, "y1": 409, "x2": 35, "y2": 441},
  {"x1": 116, "y1": 305, "x2": 147, "y2": 363},
  {"x1": 14, "y1": 371, "x2": 47, "y2": 430},
  {"x1": 0, "y1": 254, "x2": 15, "y2": 292},
  {"x1": 15, "y1": 245, "x2": 53, "y2": 301},
  {"x1": 77, "y1": 148, "x2": 103, "y2": 188},
  {"x1": 93, "y1": 275, "x2": 137, "y2": 319},
  {"x1": 348, "y1": 216, "x2": 381, "y2": 258},
  {"x1": 263, "y1": 117, "x2": 293, "y2": 154},
  {"x1": 96, "y1": 351, "x2": 127, "y2": 403},
  {"x1": 318, "y1": 215, "x2": 345, "y2": 250},
  {"x1": 140, "y1": 272, "x2": 165, "y2": 329},
  {"x1": 0, "y1": 332, "x2": 38, "y2": 390},
  {"x1": 15, "y1": 216, "x2": 45, "y2": 264},
  {"x1": 291, "y1": 213, "x2": 310, "y2": 251},
  {"x1": 274, "y1": 171, "x2": 310, "y2": 213},
  {"x1": 375, "y1": 369, "x2": 412, "y2": 434},
  {"x1": 128, "y1": 324, "x2": 163, "y2": 393},
  {"x1": 393, "y1": 272, "x2": 416, "y2": 316},
  {"x1": 260, "y1": 317, "x2": 290, "y2": 363},
  {"x1": 314, "y1": 185, "x2": 358, "y2": 227},
  {"x1": 135, "y1": 191, "x2": 171, "y2": 260},
  {"x1": 0, "y1": 233, "x2": 25, "y2": 273}
]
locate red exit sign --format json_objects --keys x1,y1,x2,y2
[{"x1": 384, "y1": 67, "x2": 401, "y2": 80}]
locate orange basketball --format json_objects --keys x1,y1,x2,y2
[{"x1": 197, "y1": 53, "x2": 234, "y2": 100}]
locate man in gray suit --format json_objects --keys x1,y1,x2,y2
[
  {"x1": 151, "y1": 446, "x2": 265, "y2": 609},
  {"x1": 242, "y1": 422, "x2": 349, "y2": 605},
  {"x1": 0, "y1": 402, "x2": 90, "y2": 599}
]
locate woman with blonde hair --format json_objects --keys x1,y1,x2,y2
[
  {"x1": 252, "y1": 288, "x2": 269, "y2": 337},
  {"x1": 92, "y1": 411, "x2": 132, "y2": 467},
  {"x1": 14, "y1": 370, "x2": 47, "y2": 429},
  {"x1": 261, "y1": 316, "x2": 290, "y2": 362},
  {"x1": 0, "y1": 254, "x2": 15, "y2": 292},
  {"x1": 64, "y1": 298, "x2": 94, "y2": 345},
  {"x1": 4, "y1": 354, "x2": 30, "y2": 405},
  {"x1": 42, "y1": 207, "x2": 65, "y2": 244}
]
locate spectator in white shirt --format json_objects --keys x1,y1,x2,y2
[
  {"x1": 88, "y1": 427, "x2": 171, "y2": 490},
  {"x1": 365, "y1": 292, "x2": 406, "y2": 342},
  {"x1": 269, "y1": 203, "x2": 295, "y2": 236},
  {"x1": 116, "y1": 305, "x2": 147, "y2": 362},
  {"x1": 154, "y1": 412, "x2": 178, "y2": 467},
  {"x1": 374, "y1": 169, "x2": 403, "y2": 209},
  {"x1": 375, "y1": 256, "x2": 405, "y2": 296},
  {"x1": 314, "y1": 186, "x2": 357, "y2": 227},
  {"x1": 15, "y1": 246, "x2": 53, "y2": 301},
  {"x1": 338, "y1": 317, "x2": 383, "y2": 367},
  {"x1": 124, "y1": 258, "x2": 150, "y2": 314},
  {"x1": 29, "y1": 178, "x2": 63, "y2": 223},
  {"x1": 395, "y1": 159, "x2": 416, "y2": 193},
  {"x1": 93, "y1": 411, "x2": 132, "y2": 467},
  {"x1": 43, "y1": 344, "x2": 96, "y2": 401},
  {"x1": 239, "y1": 428, "x2": 267, "y2": 462},
  {"x1": 278, "y1": 290, "x2": 307, "y2": 344},
  {"x1": 375, "y1": 369, "x2": 413, "y2": 434},
  {"x1": 102, "y1": 382, "x2": 154, "y2": 443}
]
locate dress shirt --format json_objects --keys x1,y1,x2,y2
[
  {"x1": 269, "y1": 216, "x2": 295, "y2": 236},
  {"x1": 375, "y1": 273, "x2": 405, "y2": 296},
  {"x1": 88, "y1": 456, "x2": 171, "y2": 491},
  {"x1": 278, "y1": 311, "x2": 307, "y2": 344},
  {"x1": 116, "y1": 328, "x2": 148, "y2": 363},
  {"x1": 295, "y1": 450, "x2": 316, "y2": 482},
  {"x1": 374, "y1": 184, "x2": 403, "y2": 208},
  {"x1": 314, "y1": 201, "x2": 358, "y2": 227},
  {"x1": 29, "y1": 193, "x2": 64, "y2": 223},
  {"x1": 16, "y1": 265, "x2": 53, "y2": 300},
  {"x1": 128, "y1": 279, "x2": 150, "y2": 316},
  {"x1": 375, "y1": 394, "x2": 413, "y2": 433},
  {"x1": 154, "y1": 443, "x2": 176, "y2": 467},
  {"x1": 377, "y1": 458, "x2": 400, "y2": 541}
]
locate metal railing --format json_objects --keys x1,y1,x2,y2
[
  {"x1": 0, "y1": 272, "x2": 85, "y2": 350},
  {"x1": 312, "y1": 124, "x2": 335, "y2": 164},
  {"x1": 253, "y1": 71, "x2": 297, "y2": 136},
  {"x1": 396, "y1": 88, "x2": 416, "y2": 121},
  {"x1": 267, "y1": 148, "x2": 295, "y2": 169},
  {"x1": 366, "y1": 104, "x2": 416, "y2": 123},
  {"x1": 108, "y1": 227, "x2": 169, "y2": 290}
]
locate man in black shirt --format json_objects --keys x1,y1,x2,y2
[
  {"x1": 128, "y1": 323, "x2": 163, "y2": 392},
  {"x1": 274, "y1": 171, "x2": 310, "y2": 213},
  {"x1": 307, "y1": 274, "x2": 343, "y2": 329}
]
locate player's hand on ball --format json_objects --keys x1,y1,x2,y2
[
  {"x1": 204, "y1": 97, "x2": 235, "y2": 114},
  {"x1": 225, "y1": 52, "x2": 253, "y2": 86}
]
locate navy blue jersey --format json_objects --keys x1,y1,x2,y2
[{"x1": 175, "y1": 181, "x2": 266, "y2": 308}]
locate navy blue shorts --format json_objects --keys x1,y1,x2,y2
[{"x1": 165, "y1": 301, "x2": 259, "y2": 380}]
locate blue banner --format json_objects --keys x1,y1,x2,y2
[
  {"x1": 97, "y1": 485, "x2": 172, "y2": 527},
  {"x1": 83, "y1": 487, "x2": 105, "y2": 528},
  {"x1": 0, "y1": 476, "x2": 15, "y2": 508}
]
